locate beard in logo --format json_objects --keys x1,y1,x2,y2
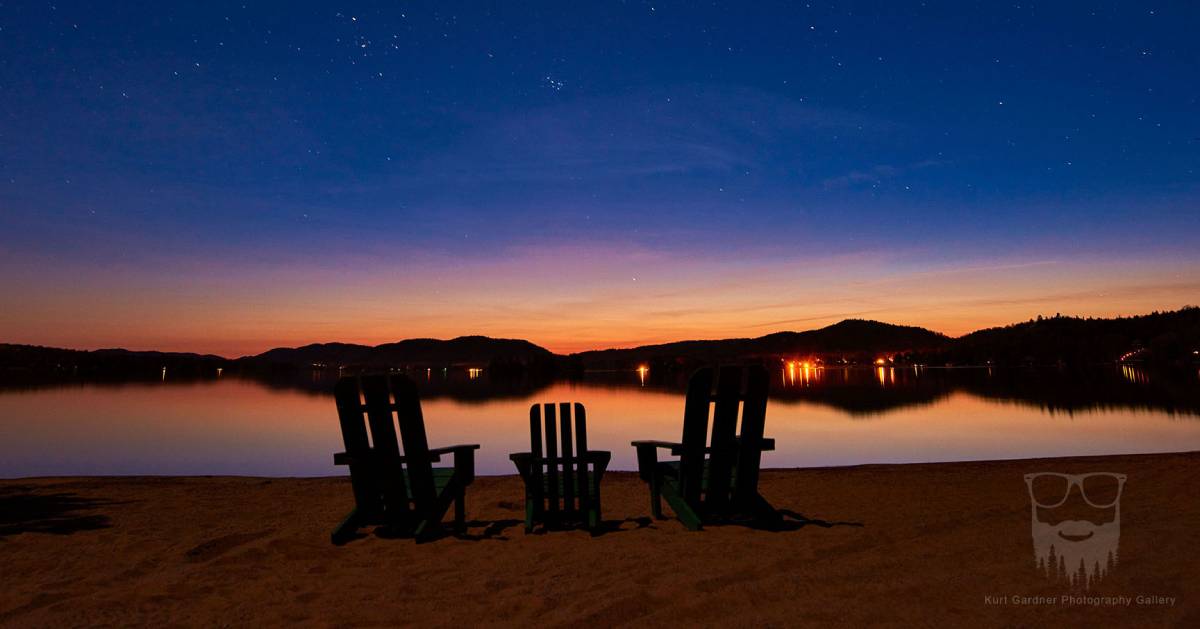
[
  {"x1": 1024, "y1": 472, "x2": 1125, "y2": 589},
  {"x1": 1031, "y1": 517, "x2": 1119, "y2": 587}
]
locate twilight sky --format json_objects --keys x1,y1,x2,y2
[{"x1": 2, "y1": 1, "x2": 1198, "y2": 357}]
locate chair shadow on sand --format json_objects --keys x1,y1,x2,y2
[
  {"x1": 743, "y1": 509, "x2": 864, "y2": 531},
  {"x1": 525, "y1": 516, "x2": 655, "y2": 537},
  {"x1": 371, "y1": 518, "x2": 523, "y2": 542},
  {"x1": 0, "y1": 485, "x2": 115, "y2": 538},
  {"x1": 365, "y1": 515, "x2": 656, "y2": 543},
  {"x1": 367, "y1": 510, "x2": 856, "y2": 542}
]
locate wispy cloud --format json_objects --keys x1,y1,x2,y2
[
  {"x1": 822, "y1": 159, "x2": 948, "y2": 189},
  {"x1": 406, "y1": 85, "x2": 880, "y2": 186}
]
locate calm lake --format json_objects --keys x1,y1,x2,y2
[{"x1": 2, "y1": 365, "x2": 1199, "y2": 478}]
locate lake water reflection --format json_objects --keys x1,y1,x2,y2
[{"x1": 2, "y1": 366, "x2": 1198, "y2": 478}]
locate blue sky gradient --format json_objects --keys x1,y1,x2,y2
[{"x1": 2, "y1": 2, "x2": 1198, "y2": 354}]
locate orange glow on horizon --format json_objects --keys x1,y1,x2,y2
[{"x1": 3, "y1": 247, "x2": 1198, "y2": 357}]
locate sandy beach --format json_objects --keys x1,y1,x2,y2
[{"x1": 2, "y1": 451, "x2": 1197, "y2": 627}]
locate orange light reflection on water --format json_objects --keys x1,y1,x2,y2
[{"x1": 1121, "y1": 365, "x2": 1149, "y2": 385}]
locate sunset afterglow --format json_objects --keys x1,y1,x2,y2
[
  {"x1": 3, "y1": 248, "x2": 1197, "y2": 356},
  {"x1": 2, "y1": 3, "x2": 1197, "y2": 356}
]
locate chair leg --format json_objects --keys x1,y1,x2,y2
[
  {"x1": 331, "y1": 507, "x2": 363, "y2": 545},
  {"x1": 414, "y1": 478, "x2": 463, "y2": 543},
  {"x1": 587, "y1": 482, "x2": 602, "y2": 531},
  {"x1": 649, "y1": 480, "x2": 664, "y2": 519},
  {"x1": 413, "y1": 519, "x2": 436, "y2": 543},
  {"x1": 455, "y1": 493, "x2": 466, "y2": 531},
  {"x1": 660, "y1": 480, "x2": 702, "y2": 531},
  {"x1": 636, "y1": 446, "x2": 663, "y2": 519},
  {"x1": 524, "y1": 496, "x2": 536, "y2": 533}
]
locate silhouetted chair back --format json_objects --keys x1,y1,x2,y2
[
  {"x1": 331, "y1": 374, "x2": 479, "y2": 544},
  {"x1": 632, "y1": 365, "x2": 781, "y2": 529},
  {"x1": 510, "y1": 402, "x2": 611, "y2": 532}
]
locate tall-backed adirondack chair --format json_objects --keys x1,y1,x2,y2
[
  {"x1": 632, "y1": 365, "x2": 781, "y2": 530},
  {"x1": 331, "y1": 374, "x2": 480, "y2": 544},
  {"x1": 510, "y1": 403, "x2": 611, "y2": 533}
]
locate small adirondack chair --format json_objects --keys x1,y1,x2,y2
[
  {"x1": 510, "y1": 403, "x2": 611, "y2": 533},
  {"x1": 632, "y1": 365, "x2": 781, "y2": 530},
  {"x1": 331, "y1": 374, "x2": 480, "y2": 544}
]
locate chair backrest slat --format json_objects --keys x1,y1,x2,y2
[
  {"x1": 678, "y1": 367, "x2": 714, "y2": 507},
  {"x1": 705, "y1": 366, "x2": 743, "y2": 512},
  {"x1": 572, "y1": 403, "x2": 589, "y2": 453},
  {"x1": 572, "y1": 403, "x2": 591, "y2": 516},
  {"x1": 544, "y1": 402, "x2": 560, "y2": 517},
  {"x1": 335, "y1": 377, "x2": 383, "y2": 517},
  {"x1": 359, "y1": 374, "x2": 410, "y2": 516},
  {"x1": 391, "y1": 375, "x2": 436, "y2": 510},
  {"x1": 734, "y1": 365, "x2": 769, "y2": 506},
  {"x1": 558, "y1": 402, "x2": 576, "y2": 518},
  {"x1": 528, "y1": 404, "x2": 545, "y2": 515}
]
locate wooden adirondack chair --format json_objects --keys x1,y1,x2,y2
[
  {"x1": 632, "y1": 365, "x2": 781, "y2": 530},
  {"x1": 331, "y1": 374, "x2": 480, "y2": 544},
  {"x1": 510, "y1": 403, "x2": 611, "y2": 533}
]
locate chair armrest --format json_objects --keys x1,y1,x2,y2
[
  {"x1": 431, "y1": 444, "x2": 479, "y2": 485},
  {"x1": 586, "y1": 450, "x2": 612, "y2": 478},
  {"x1": 628, "y1": 436, "x2": 774, "y2": 481},
  {"x1": 632, "y1": 441, "x2": 681, "y2": 480},
  {"x1": 336, "y1": 445, "x2": 489, "y2": 468},
  {"x1": 508, "y1": 451, "x2": 534, "y2": 480},
  {"x1": 581, "y1": 450, "x2": 612, "y2": 463},
  {"x1": 693, "y1": 438, "x2": 777, "y2": 454},
  {"x1": 426, "y1": 444, "x2": 481, "y2": 462},
  {"x1": 429, "y1": 444, "x2": 481, "y2": 457},
  {"x1": 631, "y1": 440, "x2": 683, "y2": 450},
  {"x1": 630, "y1": 439, "x2": 773, "y2": 452},
  {"x1": 739, "y1": 437, "x2": 775, "y2": 451}
]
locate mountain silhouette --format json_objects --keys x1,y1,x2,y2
[
  {"x1": 0, "y1": 344, "x2": 225, "y2": 382},
  {"x1": 933, "y1": 307, "x2": 1200, "y2": 365},
  {"x1": 574, "y1": 319, "x2": 950, "y2": 368},
  {"x1": 246, "y1": 335, "x2": 553, "y2": 368}
]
